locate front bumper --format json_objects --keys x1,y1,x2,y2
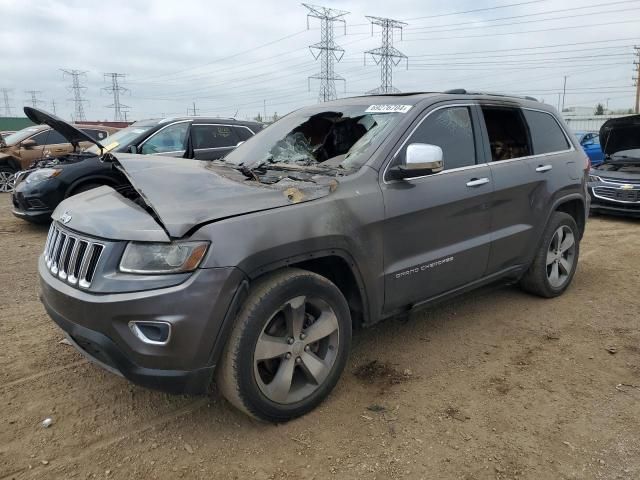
[
  {"x1": 39, "y1": 256, "x2": 247, "y2": 394},
  {"x1": 11, "y1": 177, "x2": 61, "y2": 223},
  {"x1": 589, "y1": 183, "x2": 640, "y2": 218}
]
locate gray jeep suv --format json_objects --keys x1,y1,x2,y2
[{"x1": 39, "y1": 91, "x2": 589, "y2": 422}]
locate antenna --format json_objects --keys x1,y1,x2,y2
[
  {"x1": 62, "y1": 69, "x2": 89, "y2": 121},
  {"x1": 364, "y1": 16, "x2": 408, "y2": 94},
  {"x1": 103, "y1": 73, "x2": 129, "y2": 122},
  {"x1": 303, "y1": 3, "x2": 349, "y2": 102}
]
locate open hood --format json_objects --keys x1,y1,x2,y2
[
  {"x1": 599, "y1": 114, "x2": 640, "y2": 156},
  {"x1": 110, "y1": 154, "x2": 335, "y2": 238},
  {"x1": 24, "y1": 106, "x2": 104, "y2": 151}
]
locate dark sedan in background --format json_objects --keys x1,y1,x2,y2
[
  {"x1": 588, "y1": 115, "x2": 640, "y2": 217},
  {"x1": 12, "y1": 108, "x2": 264, "y2": 223}
]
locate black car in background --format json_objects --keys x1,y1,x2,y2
[
  {"x1": 588, "y1": 114, "x2": 640, "y2": 217},
  {"x1": 12, "y1": 108, "x2": 264, "y2": 223}
]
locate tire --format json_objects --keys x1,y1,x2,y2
[
  {"x1": 0, "y1": 165, "x2": 17, "y2": 193},
  {"x1": 520, "y1": 211, "x2": 580, "y2": 298},
  {"x1": 216, "y1": 268, "x2": 351, "y2": 422}
]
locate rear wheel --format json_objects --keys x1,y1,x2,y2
[
  {"x1": 216, "y1": 268, "x2": 351, "y2": 422},
  {"x1": 0, "y1": 165, "x2": 17, "y2": 193},
  {"x1": 520, "y1": 211, "x2": 580, "y2": 298}
]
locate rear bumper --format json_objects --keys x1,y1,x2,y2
[{"x1": 39, "y1": 256, "x2": 248, "y2": 394}]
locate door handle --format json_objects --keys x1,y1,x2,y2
[
  {"x1": 536, "y1": 164, "x2": 552, "y2": 172},
  {"x1": 466, "y1": 177, "x2": 490, "y2": 187}
]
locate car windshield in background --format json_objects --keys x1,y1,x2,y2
[
  {"x1": 85, "y1": 124, "x2": 155, "y2": 154},
  {"x1": 3, "y1": 127, "x2": 42, "y2": 145},
  {"x1": 223, "y1": 105, "x2": 405, "y2": 171}
]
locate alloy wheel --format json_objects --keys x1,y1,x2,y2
[
  {"x1": 253, "y1": 295, "x2": 340, "y2": 404},
  {"x1": 546, "y1": 225, "x2": 576, "y2": 288},
  {"x1": 0, "y1": 171, "x2": 15, "y2": 193}
]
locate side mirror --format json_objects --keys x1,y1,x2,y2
[
  {"x1": 128, "y1": 145, "x2": 138, "y2": 154},
  {"x1": 21, "y1": 139, "x2": 36, "y2": 149},
  {"x1": 388, "y1": 143, "x2": 444, "y2": 180}
]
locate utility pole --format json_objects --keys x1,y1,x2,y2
[
  {"x1": 50, "y1": 100, "x2": 57, "y2": 115},
  {"x1": 25, "y1": 90, "x2": 45, "y2": 108},
  {"x1": 188, "y1": 101, "x2": 199, "y2": 116},
  {"x1": 364, "y1": 16, "x2": 408, "y2": 94},
  {"x1": 1, "y1": 88, "x2": 13, "y2": 117},
  {"x1": 263, "y1": 100, "x2": 267, "y2": 121},
  {"x1": 561, "y1": 75, "x2": 567, "y2": 112},
  {"x1": 103, "y1": 73, "x2": 129, "y2": 122},
  {"x1": 62, "y1": 69, "x2": 88, "y2": 121},
  {"x1": 303, "y1": 3, "x2": 349, "y2": 102},
  {"x1": 634, "y1": 46, "x2": 640, "y2": 114}
]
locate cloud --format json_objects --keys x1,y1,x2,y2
[{"x1": 1, "y1": 0, "x2": 637, "y2": 121}]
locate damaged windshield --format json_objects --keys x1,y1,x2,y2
[{"x1": 223, "y1": 105, "x2": 406, "y2": 171}]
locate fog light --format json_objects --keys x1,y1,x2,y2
[{"x1": 128, "y1": 321, "x2": 171, "y2": 345}]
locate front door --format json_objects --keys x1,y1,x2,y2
[{"x1": 380, "y1": 105, "x2": 493, "y2": 314}]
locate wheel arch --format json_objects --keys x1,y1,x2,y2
[
  {"x1": 247, "y1": 250, "x2": 370, "y2": 329},
  {"x1": 551, "y1": 195, "x2": 586, "y2": 239},
  {"x1": 0, "y1": 155, "x2": 21, "y2": 172}
]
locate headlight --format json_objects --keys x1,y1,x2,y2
[
  {"x1": 25, "y1": 168, "x2": 62, "y2": 184},
  {"x1": 588, "y1": 174, "x2": 601, "y2": 183},
  {"x1": 119, "y1": 241, "x2": 209, "y2": 274}
]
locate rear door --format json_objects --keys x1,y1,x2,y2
[
  {"x1": 191, "y1": 124, "x2": 241, "y2": 160},
  {"x1": 20, "y1": 129, "x2": 69, "y2": 168},
  {"x1": 380, "y1": 104, "x2": 493, "y2": 313},
  {"x1": 479, "y1": 105, "x2": 573, "y2": 274}
]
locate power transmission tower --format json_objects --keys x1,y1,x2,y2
[
  {"x1": 303, "y1": 3, "x2": 349, "y2": 102},
  {"x1": 1, "y1": 88, "x2": 13, "y2": 117},
  {"x1": 634, "y1": 46, "x2": 640, "y2": 114},
  {"x1": 103, "y1": 73, "x2": 129, "y2": 122},
  {"x1": 62, "y1": 69, "x2": 88, "y2": 121},
  {"x1": 364, "y1": 16, "x2": 408, "y2": 94},
  {"x1": 25, "y1": 90, "x2": 45, "y2": 108}
]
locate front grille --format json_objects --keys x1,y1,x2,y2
[
  {"x1": 593, "y1": 186, "x2": 640, "y2": 203},
  {"x1": 44, "y1": 223, "x2": 105, "y2": 289}
]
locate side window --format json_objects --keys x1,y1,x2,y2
[
  {"x1": 523, "y1": 110, "x2": 570, "y2": 154},
  {"x1": 233, "y1": 126, "x2": 254, "y2": 142},
  {"x1": 400, "y1": 106, "x2": 476, "y2": 171},
  {"x1": 30, "y1": 130, "x2": 67, "y2": 146},
  {"x1": 81, "y1": 128, "x2": 109, "y2": 141},
  {"x1": 192, "y1": 125, "x2": 240, "y2": 149},
  {"x1": 140, "y1": 122, "x2": 189, "y2": 154},
  {"x1": 480, "y1": 107, "x2": 531, "y2": 161}
]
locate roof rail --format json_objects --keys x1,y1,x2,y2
[{"x1": 443, "y1": 89, "x2": 538, "y2": 102}]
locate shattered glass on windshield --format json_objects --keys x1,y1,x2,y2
[{"x1": 223, "y1": 105, "x2": 405, "y2": 178}]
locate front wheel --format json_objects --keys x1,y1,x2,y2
[
  {"x1": 0, "y1": 165, "x2": 17, "y2": 193},
  {"x1": 216, "y1": 268, "x2": 351, "y2": 422},
  {"x1": 520, "y1": 211, "x2": 580, "y2": 298}
]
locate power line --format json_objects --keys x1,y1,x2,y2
[
  {"x1": 1, "y1": 89, "x2": 13, "y2": 117},
  {"x1": 303, "y1": 3, "x2": 349, "y2": 102},
  {"x1": 25, "y1": 90, "x2": 45, "y2": 108},
  {"x1": 62, "y1": 69, "x2": 88, "y2": 121},
  {"x1": 403, "y1": 0, "x2": 549, "y2": 21},
  {"x1": 103, "y1": 73, "x2": 129, "y2": 121},
  {"x1": 364, "y1": 16, "x2": 408, "y2": 94}
]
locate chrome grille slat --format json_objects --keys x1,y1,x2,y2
[
  {"x1": 42, "y1": 223, "x2": 105, "y2": 289},
  {"x1": 593, "y1": 186, "x2": 640, "y2": 204}
]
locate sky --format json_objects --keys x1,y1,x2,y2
[{"x1": 1, "y1": 0, "x2": 638, "y2": 122}]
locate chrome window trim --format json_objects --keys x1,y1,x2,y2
[
  {"x1": 382, "y1": 103, "x2": 575, "y2": 185},
  {"x1": 138, "y1": 120, "x2": 191, "y2": 154}
]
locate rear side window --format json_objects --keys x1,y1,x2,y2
[
  {"x1": 233, "y1": 126, "x2": 254, "y2": 142},
  {"x1": 30, "y1": 130, "x2": 67, "y2": 145},
  {"x1": 192, "y1": 125, "x2": 240, "y2": 149},
  {"x1": 523, "y1": 110, "x2": 570, "y2": 154},
  {"x1": 480, "y1": 107, "x2": 531, "y2": 161},
  {"x1": 401, "y1": 106, "x2": 476, "y2": 171}
]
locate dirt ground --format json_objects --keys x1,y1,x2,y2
[{"x1": 1, "y1": 193, "x2": 639, "y2": 480}]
